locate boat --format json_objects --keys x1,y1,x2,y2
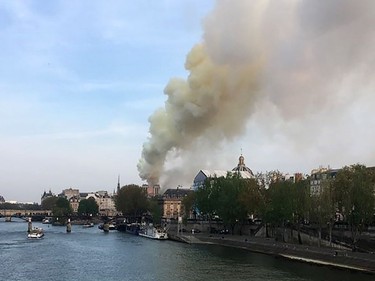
[
  {"x1": 117, "y1": 223, "x2": 140, "y2": 235},
  {"x1": 42, "y1": 217, "x2": 52, "y2": 224},
  {"x1": 108, "y1": 223, "x2": 117, "y2": 230},
  {"x1": 138, "y1": 224, "x2": 168, "y2": 240},
  {"x1": 98, "y1": 222, "x2": 117, "y2": 232},
  {"x1": 28, "y1": 227, "x2": 44, "y2": 239},
  {"x1": 82, "y1": 222, "x2": 94, "y2": 228}
]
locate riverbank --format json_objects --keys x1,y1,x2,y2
[{"x1": 169, "y1": 233, "x2": 375, "y2": 274}]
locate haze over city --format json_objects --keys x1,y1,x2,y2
[{"x1": 1, "y1": 0, "x2": 374, "y2": 203}]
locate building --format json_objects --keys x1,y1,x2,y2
[
  {"x1": 193, "y1": 154, "x2": 254, "y2": 190},
  {"x1": 49, "y1": 187, "x2": 118, "y2": 216},
  {"x1": 98, "y1": 192, "x2": 117, "y2": 216},
  {"x1": 61, "y1": 188, "x2": 80, "y2": 201},
  {"x1": 69, "y1": 195, "x2": 80, "y2": 213},
  {"x1": 162, "y1": 187, "x2": 193, "y2": 220},
  {"x1": 86, "y1": 191, "x2": 117, "y2": 216},
  {"x1": 232, "y1": 154, "x2": 254, "y2": 176},
  {"x1": 283, "y1": 173, "x2": 304, "y2": 183},
  {"x1": 41, "y1": 190, "x2": 55, "y2": 204},
  {"x1": 142, "y1": 184, "x2": 160, "y2": 198},
  {"x1": 310, "y1": 165, "x2": 375, "y2": 196},
  {"x1": 310, "y1": 166, "x2": 339, "y2": 196}
]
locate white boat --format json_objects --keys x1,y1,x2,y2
[
  {"x1": 108, "y1": 223, "x2": 117, "y2": 230},
  {"x1": 82, "y1": 222, "x2": 94, "y2": 228},
  {"x1": 42, "y1": 217, "x2": 52, "y2": 224},
  {"x1": 28, "y1": 227, "x2": 44, "y2": 239},
  {"x1": 139, "y1": 224, "x2": 168, "y2": 240},
  {"x1": 98, "y1": 222, "x2": 117, "y2": 232}
]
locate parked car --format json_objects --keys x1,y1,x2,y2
[{"x1": 179, "y1": 228, "x2": 187, "y2": 232}]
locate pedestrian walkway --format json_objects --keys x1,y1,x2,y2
[{"x1": 177, "y1": 233, "x2": 375, "y2": 274}]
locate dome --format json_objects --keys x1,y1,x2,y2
[{"x1": 232, "y1": 154, "x2": 254, "y2": 176}]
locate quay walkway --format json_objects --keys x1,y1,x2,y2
[{"x1": 170, "y1": 233, "x2": 375, "y2": 274}]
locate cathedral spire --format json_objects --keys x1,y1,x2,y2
[{"x1": 117, "y1": 175, "x2": 120, "y2": 194}]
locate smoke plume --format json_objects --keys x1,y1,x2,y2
[{"x1": 138, "y1": 0, "x2": 375, "y2": 187}]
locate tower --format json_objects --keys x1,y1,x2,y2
[{"x1": 117, "y1": 175, "x2": 120, "y2": 194}]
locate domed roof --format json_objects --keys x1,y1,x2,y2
[{"x1": 232, "y1": 154, "x2": 254, "y2": 176}]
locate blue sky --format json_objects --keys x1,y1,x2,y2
[
  {"x1": 1, "y1": 1, "x2": 375, "y2": 203},
  {"x1": 0, "y1": 1, "x2": 214, "y2": 202}
]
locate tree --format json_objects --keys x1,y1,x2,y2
[
  {"x1": 41, "y1": 196, "x2": 58, "y2": 210},
  {"x1": 147, "y1": 197, "x2": 163, "y2": 225},
  {"x1": 78, "y1": 198, "x2": 99, "y2": 216},
  {"x1": 294, "y1": 179, "x2": 310, "y2": 244},
  {"x1": 115, "y1": 184, "x2": 148, "y2": 218},
  {"x1": 267, "y1": 180, "x2": 295, "y2": 241},
  {"x1": 238, "y1": 177, "x2": 264, "y2": 219},
  {"x1": 196, "y1": 173, "x2": 266, "y2": 234},
  {"x1": 195, "y1": 179, "x2": 216, "y2": 221},
  {"x1": 309, "y1": 180, "x2": 335, "y2": 247},
  {"x1": 332, "y1": 164, "x2": 375, "y2": 249},
  {"x1": 52, "y1": 197, "x2": 72, "y2": 224},
  {"x1": 0, "y1": 202, "x2": 21, "y2": 210},
  {"x1": 181, "y1": 191, "x2": 196, "y2": 219},
  {"x1": 209, "y1": 174, "x2": 249, "y2": 234},
  {"x1": 256, "y1": 171, "x2": 287, "y2": 238}
]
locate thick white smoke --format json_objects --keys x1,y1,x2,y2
[{"x1": 138, "y1": 0, "x2": 375, "y2": 187}]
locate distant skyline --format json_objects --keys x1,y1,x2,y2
[{"x1": 1, "y1": 1, "x2": 375, "y2": 203}]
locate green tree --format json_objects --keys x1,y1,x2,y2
[
  {"x1": 23, "y1": 203, "x2": 42, "y2": 211},
  {"x1": 309, "y1": 180, "x2": 335, "y2": 247},
  {"x1": 195, "y1": 179, "x2": 217, "y2": 221},
  {"x1": 115, "y1": 184, "x2": 148, "y2": 218},
  {"x1": 255, "y1": 172, "x2": 273, "y2": 237},
  {"x1": 181, "y1": 191, "x2": 196, "y2": 219},
  {"x1": 332, "y1": 164, "x2": 375, "y2": 249},
  {"x1": 147, "y1": 197, "x2": 163, "y2": 225},
  {"x1": 78, "y1": 198, "x2": 99, "y2": 216},
  {"x1": 238, "y1": 177, "x2": 264, "y2": 219},
  {"x1": 52, "y1": 197, "x2": 72, "y2": 224},
  {"x1": 0, "y1": 202, "x2": 21, "y2": 210},
  {"x1": 256, "y1": 171, "x2": 288, "y2": 238},
  {"x1": 41, "y1": 196, "x2": 58, "y2": 210},
  {"x1": 291, "y1": 179, "x2": 310, "y2": 244},
  {"x1": 210, "y1": 174, "x2": 249, "y2": 234},
  {"x1": 267, "y1": 180, "x2": 295, "y2": 241}
]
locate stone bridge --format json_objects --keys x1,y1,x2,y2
[{"x1": 0, "y1": 209, "x2": 52, "y2": 217}]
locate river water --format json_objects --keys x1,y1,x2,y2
[{"x1": 0, "y1": 218, "x2": 372, "y2": 281}]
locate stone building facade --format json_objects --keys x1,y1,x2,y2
[{"x1": 162, "y1": 187, "x2": 193, "y2": 220}]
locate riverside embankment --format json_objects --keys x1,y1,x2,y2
[{"x1": 169, "y1": 233, "x2": 375, "y2": 274}]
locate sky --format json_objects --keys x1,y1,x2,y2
[{"x1": 1, "y1": 1, "x2": 375, "y2": 203}]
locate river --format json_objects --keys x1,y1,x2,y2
[{"x1": 0, "y1": 218, "x2": 372, "y2": 281}]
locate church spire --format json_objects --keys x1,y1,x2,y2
[{"x1": 117, "y1": 175, "x2": 120, "y2": 194}]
